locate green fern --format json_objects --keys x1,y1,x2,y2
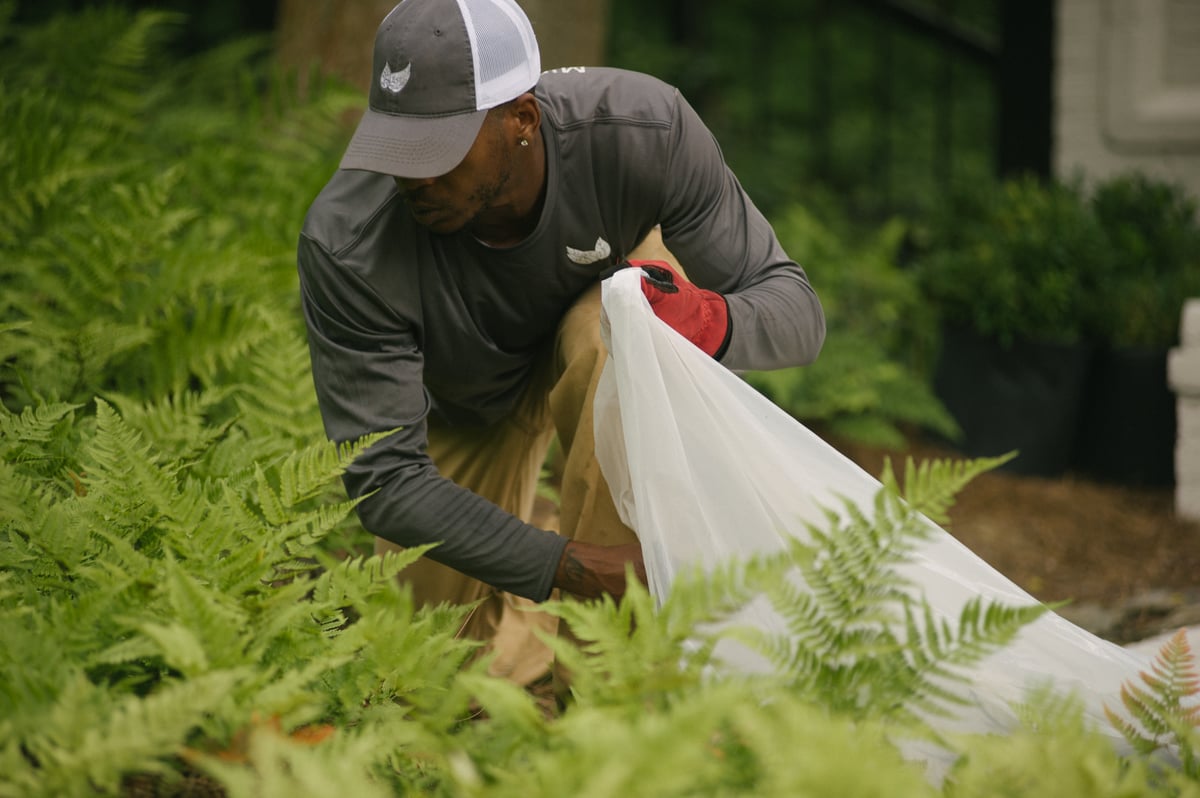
[
  {"x1": 0, "y1": 8, "x2": 167, "y2": 250},
  {"x1": 0, "y1": 9, "x2": 467, "y2": 796},
  {"x1": 0, "y1": 8, "x2": 355, "y2": 410},
  {"x1": 105, "y1": 388, "x2": 237, "y2": 467},
  {"x1": 190, "y1": 719, "x2": 398, "y2": 798},
  {"x1": 947, "y1": 685, "x2": 1181, "y2": 797},
  {"x1": 229, "y1": 327, "x2": 328, "y2": 453},
  {"x1": 744, "y1": 457, "x2": 1047, "y2": 725},
  {"x1": 448, "y1": 679, "x2": 939, "y2": 798},
  {"x1": 541, "y1": 550, "x2": 795, "y2": 712},
  {"x1": 11, "y1": 669, "x2": 246, "y2": 797},
  {"x1": 0, "y1": 401, "x2": 81, "y2": 533},
  {"x1": 892, "y1": 453, "x2": 1016, "y2": 526},
  {"x1": 1, "y1": 395, "x2": 475, "y2": 795}
]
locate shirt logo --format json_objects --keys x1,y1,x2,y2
[
  {"x1": 380, "y1": 62, "x2": 412, "y2": 94},
  {"x1": 566, "y1": 236, "x2": 611, "y2": 265}
]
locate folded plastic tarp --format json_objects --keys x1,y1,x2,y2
[{"x1": 593, "y1": 267, "x2": 1151, "y2": 747}]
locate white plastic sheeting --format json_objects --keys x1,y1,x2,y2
[{"x1": 593, "y1": 267, "x2": 1153, "y2": 746}]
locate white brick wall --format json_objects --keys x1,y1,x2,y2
[
  {"x1": 1055, "y1": 0, "x2": 1200, "y2": 192},
  {"x1": 1172, "y1": 350, "x2": 1200, "y2": 395},
  {"x1": 1170, "y1": 301, "x2": 1200, "y2": 520}
]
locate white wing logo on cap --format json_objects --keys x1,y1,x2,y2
[
  {"x1": 380, "y1": 62, "x2": 412, "y2": 94},
  {"x1": 566, "y1": 237, "x2": 612, "y2": 265}
]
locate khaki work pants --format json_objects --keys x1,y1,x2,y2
[{"x1": 375, "y1": 232, "x2": 678, "y2": 686}]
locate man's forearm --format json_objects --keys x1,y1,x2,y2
[{"x1": 553, "y1": 540, "x2": 647, "y2": 600}]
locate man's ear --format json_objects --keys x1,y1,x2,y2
[{"x1": 508, "y1": 92, "x2": 541, "y2": 142}]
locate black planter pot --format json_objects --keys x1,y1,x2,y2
[
  {"x1": 1071, "y1": 345, "x2": 1176, "y2": 487},
  {"x1": 933, "y1": 325, "x2": 1093, "y2": 477}
]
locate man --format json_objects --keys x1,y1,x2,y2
[{"x1": 297, "y1": 0, "x2": 824, "y2": 683}]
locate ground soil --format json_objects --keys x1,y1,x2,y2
[{"x1": 826, "y1": 430, "x2": 1200, "y2": 645}]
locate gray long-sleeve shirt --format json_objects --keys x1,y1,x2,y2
[{"x1": 297, "y1": 67, "x2": 825, "y2": 601}]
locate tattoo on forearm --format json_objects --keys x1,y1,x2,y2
[{"x1": 562, "y1": 550, "x2": 586, "y2": 587}]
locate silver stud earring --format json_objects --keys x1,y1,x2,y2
[{"x1": 520, "y1": 138, "x2": 529, "y2": 147}]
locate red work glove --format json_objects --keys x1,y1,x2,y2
[{"x1": 625, "y1": 259, "x2": 731, "y2": 358}]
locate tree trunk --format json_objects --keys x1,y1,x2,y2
[
  {"x1": 275, "y1": 0, "x2": 610, "y2": 92},
  {"x1": 275, "y1": 0, "x2": 395, "y2": 92},
  {"x1": 520, "y1": 0, "x2": 610, "y2": 69}
]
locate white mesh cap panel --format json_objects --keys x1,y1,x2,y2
[{"x1": 458, "y1": 0, "x2": 541, "y2": 110}]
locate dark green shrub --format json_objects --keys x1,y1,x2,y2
[
  {"x1": 914, "y1": 176, "x2": 1115, "y2": 346},
  {"x1": 1088, "y1": 172, "x2": 1200, "y2": 348},
  {"x1": 913, "y1": 173, "x2": 1200, "y2": 351}
]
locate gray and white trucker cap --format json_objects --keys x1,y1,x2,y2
[{"x1": 340, "y1": 0, "x2": 541, "y2": 179}]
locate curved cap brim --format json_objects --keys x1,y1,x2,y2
[{"x1": 339, "y1": 107, "x2": 489, "y2": 179}]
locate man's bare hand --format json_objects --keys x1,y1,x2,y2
[{"x1": 553, "y1": 540, "x2": 646, "y2": 600}]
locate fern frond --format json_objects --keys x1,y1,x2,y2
[
  {"x1": 957, "y1": 683, "x2": 1171, "y2": 797},
  {"x1": 273, "y1": 431, "x2": 395, "y2": 509},
  {"x1": 0, "y1": 401, "x2": 80, "y2": 503},
  {"x1": 0, "y1": 403, "x2": 78, "y2": 538},
  {"x1": 541, "y1": 585, "x2": 694, "y2": 710},
  {"x1": 148, "y1": 554, "x2": 251, "y2": 675},
  {"x1": 10, "y1": 499, "x2": 95, "y2": 593},
  {"x1": 135, "y1": 620, "x2": 212, "y2": 676},
  {"x1": 275, "y1": 501, "x2": 363, "y2": 554},
  {"x1": 320, "y1": 601, "x2": 476, "y2": 727},
  {"x1": 0, "y1": 400, "x2": 79, "y2": 452},
  {"x1": 79, "y1": 399, "x2": 181, "y2": 529},
  {"x1": 230, "y1": 328, "x2": 326, "y2": 446},
  {"x1": 308, "y1": 548, "x2": 431, "y2": 628},
  {"x1": 188, "y1": 718, "x2": 395, "y2": 798},
  {"x1": 1105, "y1": 629, "x2": 1200, "y2": 776},
  {"x1": 958, "y1": 599, "x2": 1050, "y2": 658},
  {"x1": 244, "y1": 655, "x2": 354, "y2": 728},
  {"x1": 541, "y1": 552, "x2": 795, "y2": 711},
  {"x1": 158, "y1": 481, "x2": 288, "y2": 594},
  {"x1": 889, "y1": 453, "x2": 1015, "y2": 526},
  {"x1": 105, "y1": 389, "x2": 236, "y2": 466},
  {"x1": 0, "y1": 9, "x2": 170, "y2": 249},
  {"x1": 897, "y1": 597, "x2": 1048, "y2": 722},
  {"x1": 719, "y1": 462, "x2": 1049, "y2": 730},
  {"x1": 25, "y1": 668, "x2": 245, "y2": 797},
  {"x1": 125, "y1": 295, "x2": 277, "y2": 398},
  {"x1": 459, "y1": 671, "x2": 548, "y2": 739},
  {"x1": 1148, "y1": 632, "x2": 1200, "y2": 703}
]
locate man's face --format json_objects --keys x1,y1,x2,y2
[{"x1": 393, "y1": 113, "x2": 514, "y2": 235}]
